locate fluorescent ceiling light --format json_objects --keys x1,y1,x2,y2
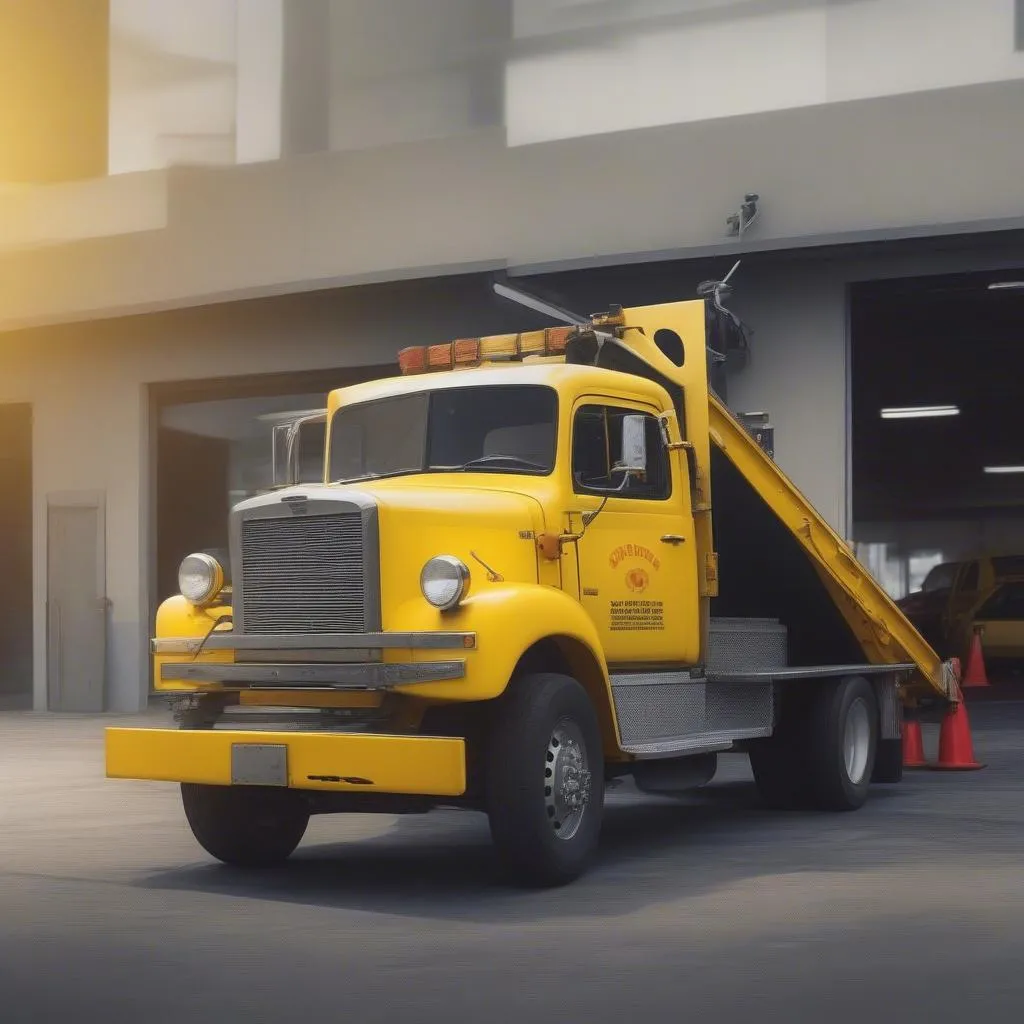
[
  {"x1": 880, "y1": 405, "x2": 959, "y2": 420},
  {"x1": 984, "y1": 465, "x2": 1024, "y2": 474},
  {"x1": 987, "y1": 281, "x2": 1024, "y2": 291}
]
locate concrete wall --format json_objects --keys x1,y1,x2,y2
[
  {"x1": 107, "y1": 0, "x2": 508, "y2": 171},
  {"x1": 5, "y1": 75, "x2": 1024, "y2": 332},
  {"x1": 108, "y1": 0, "x2": 238, "y2": 174},
  {"x1": 327, "y1": 0, "x2": 506, "y2": 152},
  {"x1": 5, "y1": 1, "x2": 1024, "y2": 332},
  {"x1": 506, "y1": 0, "x2": 1024, "y2": 144}
]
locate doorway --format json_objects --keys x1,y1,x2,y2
[
  {"x1": 47, "y1": 494, "x2": 107, "y2": 712},
  {"x1": 851, "y1": 268, "x2": 1024, "y2": 676},
  {"x1": 151, "y1": 366, "x2": 392, "y2": 613},
  {"x1": 851, "y1": 269, "x2": 1024, "y2": 596}
]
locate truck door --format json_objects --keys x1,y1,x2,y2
[{"x1": 569, "y1": 397, "x2": 700, "y2": 666}]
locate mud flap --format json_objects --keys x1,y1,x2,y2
[{"x1": 871, "y1": 675, "x2": 903, "y2": 784}]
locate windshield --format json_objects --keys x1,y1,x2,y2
[
  {"x1": 976, "y1": 582, "x2": 1024, "y2": 621},
  {"x1": 991, "y1": 555, "x2": 1024, "y2": 580},
  {"x1": 328, "y1": 384, "x2": 557, "y2": 483},
  {"x1": 922, "y1": 562, "x2": 961, "y2": 593}
]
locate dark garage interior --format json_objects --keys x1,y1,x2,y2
[{"x1": 851, "y1": 268, "x2": 1024, "y2": 664}]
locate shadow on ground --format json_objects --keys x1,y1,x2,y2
[
  {"x1": 136, "y1": 770, "x2": 973, "y2": 925},
  {"x1": 132, "y1": 702, "x2": 1022, "y2": 923}
]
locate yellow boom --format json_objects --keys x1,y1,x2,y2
[{"x1": 708, "y1": 393, "x2": 951, "y2": 702}]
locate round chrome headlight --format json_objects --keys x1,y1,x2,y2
[
  {"x1": 420, "y1": 555, "x2": 470, "y2": 611},
  {"x1": 178, "y1": 552, "x2": 224, "y2": 607}
]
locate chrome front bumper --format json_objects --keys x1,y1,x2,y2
[
  {"x1": 153, "y1": 631, "x2": 475, "y2": 654},
  {"x1": 160, "y1": 660, "x2": 465, "y2": 688},
  {"x1": 154, "y1": 630, "x2": 475, "y2": 690}
]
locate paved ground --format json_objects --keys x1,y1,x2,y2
[{"x1": 3, "y1": 701, "x2": 1024, "y2": 1023}]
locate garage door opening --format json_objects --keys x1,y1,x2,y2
[
  {"x1": 151, "y1": 366, "x2": 391, "y2": 615},
  {"x1": 851, "y1": 268, "x2": 1024, "y2": 667},
  {"x1": 0, "y1": 403, "x2": 33, "y2": 709}
]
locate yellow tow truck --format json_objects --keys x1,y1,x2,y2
[{"x1": 106, "y1": 282, "x2": 958, "y2": 886}]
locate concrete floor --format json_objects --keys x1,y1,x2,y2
[{"x1": 2, "y1": 701, "x2": 1023, "y2": 1023}]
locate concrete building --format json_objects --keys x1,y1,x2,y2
[{"x1": 2, "y1": 0, "x2": 1023, "y2": 713}]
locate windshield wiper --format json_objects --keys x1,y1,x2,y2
[
  {"x1": 330, "y1": 469, "x2": 415, "y2": 485},
  {"x1": 450, "y1": 455, "x2": 548, "y2": 472}
]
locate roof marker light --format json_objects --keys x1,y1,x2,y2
[{"x1": 398, "y1": 346, "x2": 427, "y2": 374}]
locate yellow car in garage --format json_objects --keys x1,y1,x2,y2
[{"x1": 900, "y1": 554, "x2": 1024, "y2": 660}]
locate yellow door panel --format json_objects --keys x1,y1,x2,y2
[{"x1": 569, "y1": 396, "x2": 699, "y2": 666}]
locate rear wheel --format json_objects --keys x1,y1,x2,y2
[
  {"x1": 750, "y1": 676, "x2": 879, "y2": 812},
  {"x1": 807, "y1": 675, "x2": 878, "y2": 810},
  {"x1": 181, "y1": 783, "x2": 309, "y2": 867},
  {"x1": 485, "y1": 673, "x2": 605, "y2": 887},
  {"x1": 749, "y1": 686, "x2": 813, "y2": 810},
  {"x1": 871, "y1": 737, "x2": 903, "y2": 784}
]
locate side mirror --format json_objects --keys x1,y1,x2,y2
[{"x1": 616, "y1": 414, "x2": 647, "y2": 474}]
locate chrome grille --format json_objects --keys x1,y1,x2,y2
[{"x1": 239, "y1": 512, "x2": 367, "y2": 634}]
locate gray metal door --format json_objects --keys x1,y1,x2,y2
[{"x1": 47, "y1": 499, "x2": 106, "y2": 712}]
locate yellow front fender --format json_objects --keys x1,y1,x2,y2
[
  {"x1": 394, "y1": 584, "x2": 621, "y2": 750},
  {"x1": 153, "y1": 595, "x2": 234, "y2": 692}
]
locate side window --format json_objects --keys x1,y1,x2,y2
[
  {"x1": 961, "y1": 561, "x2": 980, "y2": 593},
  {"x1": 571, "y1": 404, "x2": 670, "y2": 500}
]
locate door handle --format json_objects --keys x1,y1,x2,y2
[{"x1": 660, "y1": 534, "x2": 686, "y2": 545}]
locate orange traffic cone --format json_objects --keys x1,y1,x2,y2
[
  {"x1": 902, "y1": 718, "x2": 928, "y2": 768},
  {"x1": 962, "y1": 627, "x2": 990, "y2": 688},
  {"x1": 930, "y1": 697, "x2": 985, "y2": 771}
]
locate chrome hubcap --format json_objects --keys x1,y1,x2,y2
[
  {"x1": 544, "y1": 720, "x2": 591, "y2": 841},
  {"x1": 843, "y1": 697, "x2": 871, "y2": 784}
]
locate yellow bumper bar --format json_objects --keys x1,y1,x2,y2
[{"x1": 105, "y1": 727, "x2": 466, "y2": 797}]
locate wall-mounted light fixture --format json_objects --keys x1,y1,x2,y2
[{"x1": 726, "y1": 193, "x2": 759, "y2": 239}]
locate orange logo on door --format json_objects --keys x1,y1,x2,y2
[
  {"x1": 625, "y1": 568, "x2": 650, "y2": 593},
  {"x1": 609, "y1": 543, "x2": 660, "y2": 571}
]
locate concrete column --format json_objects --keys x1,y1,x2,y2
[
  {"x1": 236, "y1": 0, "x2": 284, "y2": 164},
  {"x1": 282, "y1": 0, "x2": 331, "y2": 157}
]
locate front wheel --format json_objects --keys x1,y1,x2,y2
[
  {"x1": 181, "y1": 783, "x2": 310, "y2": 867},
  {"x1": 485, "y1": 673, "x2": 605, "y2": 887}
]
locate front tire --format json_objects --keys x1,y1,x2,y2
[
  {"x1": 485, "y1": 673, "x2": 605, "y2": 887},
  {"x1": 181, "y1": 783, "x2": 309, "y2": 867}
]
